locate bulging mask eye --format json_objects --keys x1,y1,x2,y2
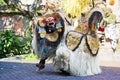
[
  {"x1": 46, "y1": 17, "x2": 55, "y2": 22},
  {"x1": 38, "y1": 18, "x2": 46, "y2": 27}
]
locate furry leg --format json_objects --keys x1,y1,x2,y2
[{"x1": 54, "y1": 46, "x2": 71, "y2": 72}]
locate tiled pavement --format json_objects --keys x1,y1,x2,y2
[
  {"x1": 0, "y1": 60, "x2": 120, "y2": 80},
  {"x1": 0, "y1": 42, "x2": 120, "y2": 80},
  {"x1": 98, "y1": 42, "x2": 120, "y2": 67}
]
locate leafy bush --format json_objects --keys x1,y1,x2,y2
[
  {"x1": 22, "y1": 53, "x2": 38, "y2": 60},
  {"x1": 0, "y1": 30, "x2": 31, "y2": 58},
  {"x1": 0, "y1": 0, "x2": 6, "y2": 4}
]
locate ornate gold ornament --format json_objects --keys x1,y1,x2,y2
[{"x1": 45, "y1": 31, "x2": 59, "y2": 42}]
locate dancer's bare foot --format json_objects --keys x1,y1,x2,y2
[{"x1": 36, "y1": 63, "x2": 45, "y2": 71}]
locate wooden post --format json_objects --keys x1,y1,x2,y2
[{"x1": 92, "y1": 0, "x2": 94, "y2": 8}]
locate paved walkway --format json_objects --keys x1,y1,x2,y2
[
  {"x1": 0, "y1": 42, "x2": 120, "y2": 80},
  {"x1": 0, "y1": 59, "x2": 120, "y2": 80},
  {"x1": 99, "y1": 42, "x2": 120, "y2": 67}
]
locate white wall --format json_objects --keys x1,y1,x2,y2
[
  {"x1": 20, "y1": 0, "x2": 35, "y2": 5},
  {"x1": 106, "y1": 0, "x2": 120, "y2": 22}
]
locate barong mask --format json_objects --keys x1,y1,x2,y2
[
  {"x1": 66, "y1": 7, "x2": 105, "y2": 56},
  {"x1": 37, "y1": 13, "x2": 64, "y2": 42}
]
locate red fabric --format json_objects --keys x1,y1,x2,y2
[
  {"x1": 98, "y1": 27, "x2": 104, "y2": 32},
  {"x1": 84, "y1": 20, "x2": 88, "y2": 27}
]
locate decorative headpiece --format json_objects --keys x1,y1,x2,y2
[{"x1": 38, "y1": 13, "x2": 60, "y2": 27}]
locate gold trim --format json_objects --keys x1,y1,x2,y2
[
  {"x1": 87, "y1": 35, "x2": 99, "y2": 54},
  {"x1": 45, "y1": 31, "x2": 59, "y2": 42}
]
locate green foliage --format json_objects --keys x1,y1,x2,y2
[
  {"x1": 7, "y1": 8, "x2": 20, "y2": 13},
  {"x1": 0, "y1": 0, "x2": 6, "y2": 4},
  {"x1": 22, "y1": 53, "x2": 38, "y2": 60},
  {"x1": 0, "y1": 30, "x2": 31, "y2": 58}
]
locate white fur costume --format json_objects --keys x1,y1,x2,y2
[
  {"x1": 54, "y1": 8, "x2": 103, "y2": 76},
  {"x1": 54, "y1": 34, "x2": 101, "y2": 76}
]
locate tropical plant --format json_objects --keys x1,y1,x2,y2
[
  {"x1": 0, "y1": 0, "x2": 6, "y2": 4},
  {"x1": 0, "y1": 30, "x2": 31, "y2": 58}
]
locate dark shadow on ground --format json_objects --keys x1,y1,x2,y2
[{"x1": 0, "y1": 61, "x2": 120, "y2": 80}]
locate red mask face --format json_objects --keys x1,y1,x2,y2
[{"x1": 46, "y1": 17, "x2": 56, "y2": 27}]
